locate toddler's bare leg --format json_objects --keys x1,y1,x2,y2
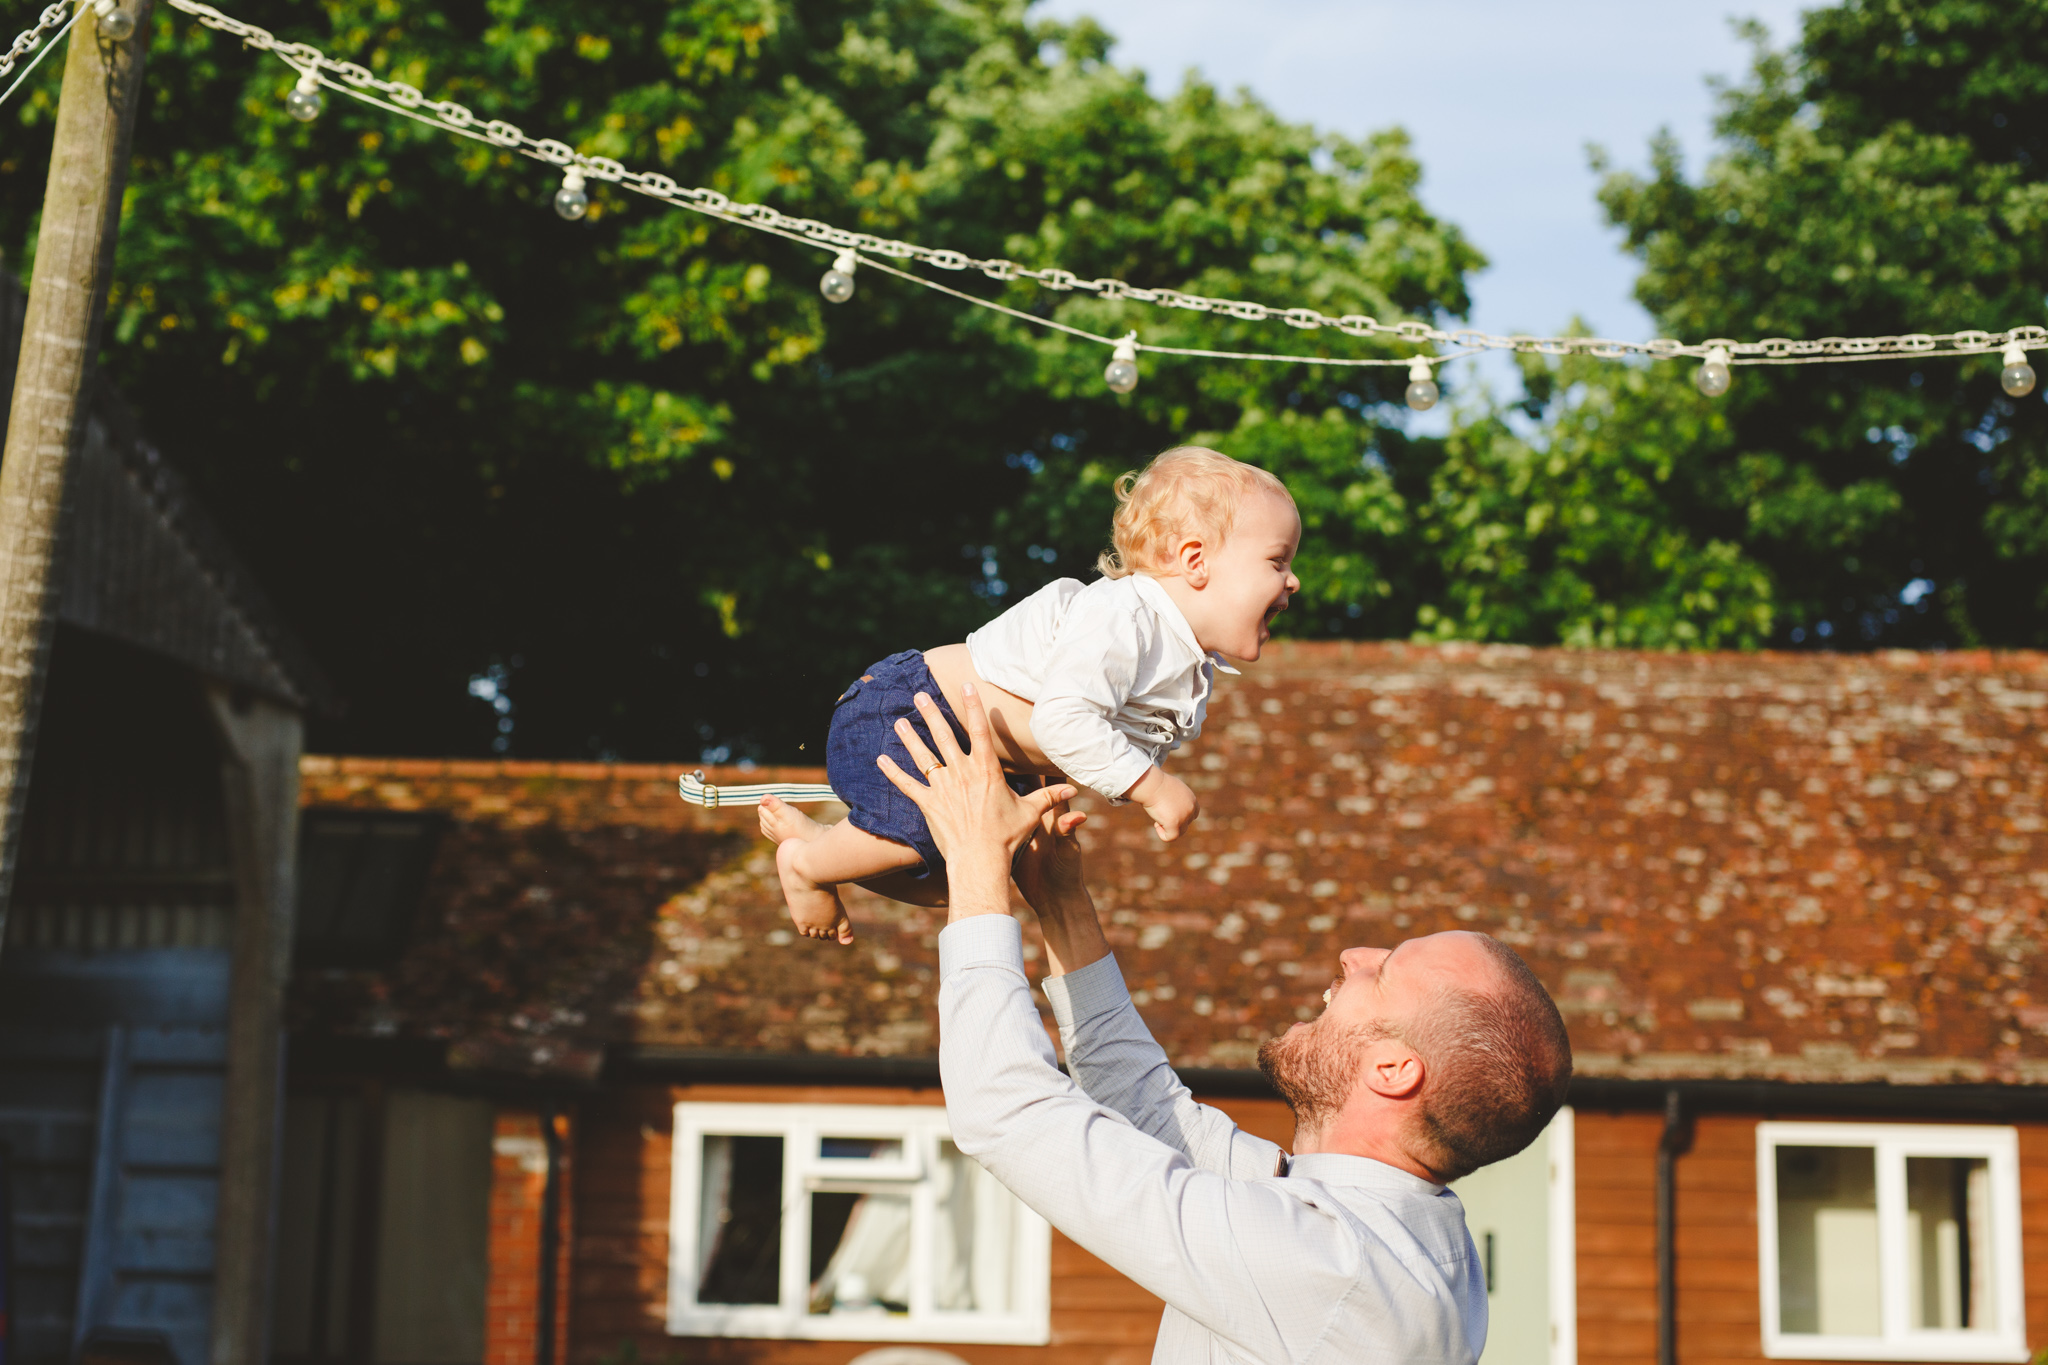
[
  {"x1": 854, "y1": 869, "x2": 950, "y2": 910},
  {"x1": 769, "y1": 808, "x2": 923, "y2": 945},
  {"x1": 758, "y1": 795, "x2": 827, "y2": 845}
]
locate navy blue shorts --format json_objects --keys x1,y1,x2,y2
[{"x1": 825, "y1": 650, "x2": 1041, "y2": 880}]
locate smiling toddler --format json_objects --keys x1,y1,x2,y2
[{"x1": 760, "y1": 445, "x2": 1302, "y2": 943}]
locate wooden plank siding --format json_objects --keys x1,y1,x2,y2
[
  {"x1": 566, "y1": 1082, "x2": 1296, "y2": 1365},
  {"x1": 1575, "y1": 1110, "x2": 1661, "y2": 1365},
  {"x1": 568, "y1": 1088, "x2": 2048, "y2": 1365},
  {"x1": 1574, "y1": 1110, "x2": 2048, "y2": 1365}
]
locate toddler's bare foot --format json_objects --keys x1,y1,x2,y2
[
  {"x1": 775, "y1": 836, "x2": 854, "y2": 945},
  {"x1": 758, "y1": 793, "x2": 827, "y2": 844}
]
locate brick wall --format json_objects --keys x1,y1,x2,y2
[{"x1": 487, "y1": 1110, "x2": 573, "y2": 1365}]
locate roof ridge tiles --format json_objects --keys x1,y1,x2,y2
[{"x1": 302, "y1": 754, "x2": 832, "y2": 784}]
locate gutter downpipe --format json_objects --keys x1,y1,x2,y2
[
  {"x1": 1656, "y1": 1087, "x2": 1692, "y2": 1365},
  {"x1": 538, "y1": 1106, "x2": 563, "y2": 1365}
]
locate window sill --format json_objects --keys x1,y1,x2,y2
[
  {"x1": 667, "y1": 1307, "x2": 1051, "y2": 1346},
  {"x1": 1761, "y1": 1332, "x2": 2031, "y2": 1363}
]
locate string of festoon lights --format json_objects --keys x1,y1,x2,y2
[
  {"x1": 0, "y1": 0, "x2": 134, "y2": 106},
  {"x1": 16, "y1": 0, "x2": 2048, "y2": 410}
]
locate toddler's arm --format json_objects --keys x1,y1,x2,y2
[
  {"x1": 1031, "y1": 605, "x2": 1160, "y2": 799},
  {"x1": 1125, "y1": 766, "x2": 1200, "y2": 842}
]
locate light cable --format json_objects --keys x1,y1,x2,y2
[
  {"x1": 137, "y1": 0, "x2": 2048, "y2": 395},
  {"x1": 0, "y1": 0, "x2": 81, "y2": 109}
]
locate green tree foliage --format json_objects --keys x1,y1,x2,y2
[
  {"x1": 1418, "y1": 347, "x2": 1775, "y2": 649},
  {"x1": 1, "y1": 0, "x2": 1477, "y2": 759},
  {"x1": 1439, "y1": 0, "x2": 2048, "y2": 653}
]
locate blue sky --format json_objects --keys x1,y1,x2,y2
[{"x1": 1029, "y1": 0, "x2": 1821, "y2": 415}]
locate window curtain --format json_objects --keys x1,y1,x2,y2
[
  {"x1": 933, "y1": 1143, "x2": 1013, "y2": 1313},
  {"x1": 697, "y1": 1135, "x2": 734, "y2": 1290},
  {"x1": 814, "y1": 1194, "x2": 913, "y2": 1310}
]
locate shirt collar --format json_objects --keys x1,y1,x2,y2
[
  {"x1": 1282, "y1": 1151, "x2": 1447, "y2": 1194},
  {"x1": 1129, "y1": 574, "x2": 1241, "y2": 676}
]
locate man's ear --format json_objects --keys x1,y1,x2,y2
[
  {"x1": 1358, "y1": 1043, "x2": 1425, "y2": 1100},
  {"x1": 1175, "y1": 536, "x2": 1210, "y2": 588}
]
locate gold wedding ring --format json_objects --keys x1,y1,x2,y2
[{"x1": 920, "y1": 761, "x2": 944, "y2": 777}]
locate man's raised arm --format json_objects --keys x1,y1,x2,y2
[
  {"x1": 871, "y1": 696, "x2": 1364, "y2": 1363},
  {"x1": 1014, "y1": 805, "x2": 1285, "y2": 1180}
]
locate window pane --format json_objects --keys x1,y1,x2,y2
[
  {"x1": 1906, "y1": 1157, "x2": 1994, "y2": 1331},
  {"x1": 1776, "y1": 1145, "x2": 1879, "y2": 1336},
  {"x1": 697, "y1": 1135, "x2": 784, "y2": 1305},
  {"x1": 808, "y1": 1192, "x2": 912, "y2": 1315},
  {"x1": 819, "y1": 1137, "x2": 902, "y2": 1161},
  {"x1": 934, "y1": 1141, "x2": 1014, "y2": 1313}
]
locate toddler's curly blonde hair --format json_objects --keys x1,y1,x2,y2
[{"x1": 1096, "y1": 446, "x2": 1293, "y2": 580}]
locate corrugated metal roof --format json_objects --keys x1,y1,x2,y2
[{"x1": 0, "y1": 272, "x2": 334, "y2": 711}]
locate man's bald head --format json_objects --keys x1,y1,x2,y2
[
  {"x1": 1258, "y1": 931, "x2": 1572, "y2": 1183},
  {"x1": 1402, "y1": 935, "x2": 1573, "y2": 1180}
]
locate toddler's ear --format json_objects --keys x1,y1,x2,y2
[{"x1": 1176, "y1": 534, "x2": 1210, "y2": 588}]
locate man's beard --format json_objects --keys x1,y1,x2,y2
[{"x1": 1256, "y1": 1015, "x2": 1385, "y2": 1133}]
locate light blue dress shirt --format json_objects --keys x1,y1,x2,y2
[{"x1": 938, "y1": 914, "x2": 1487, "y2": 1365}]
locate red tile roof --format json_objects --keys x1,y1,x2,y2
[{"x1": 297, "y1": 642, "x2": 2048, "y2": 1086}]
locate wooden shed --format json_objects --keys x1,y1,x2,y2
[{"x1": 0, "y1": 272, "x2": 335, "y2": 1365}]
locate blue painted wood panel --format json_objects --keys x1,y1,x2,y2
[{"x1": 1, "y1": 964, "x2": 228, "y2": 1365}]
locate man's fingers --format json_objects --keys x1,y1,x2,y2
[
  {"x1": 953, "y1": 683, "x2": 995, "y2": 764},
  {"x1": 892, "y1": 715, "x2": 942, "y2": 779},
  {"x1": 1055, "y1": 810, "x2": 1088, "y2": 836},
  {"x1": 876, "y1": 753, "x2": 928, "y2": 801},
  {"x1": 911, "y1": 692, "x2": 969, "y2": 768},
  {"x1": 1020, "y1": 783, "x2": 1077, "y2": 823}
]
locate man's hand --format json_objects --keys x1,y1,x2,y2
[
  {"x1": 877, "y1": 687, "x2": 1075, "y2": 922},
  {"x1": 1128, "y1": 766, "x2": 1200, "y2": 841},
  {"x1": 1013, "y1": 795, "x2": 1089, "y2": 919},
  {"x1": 1014, "y1": 795, "x2": 1110, "y2": 977}
]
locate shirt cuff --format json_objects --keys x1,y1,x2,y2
[
  {"x1": 1084, "y1": 746, "x2": 1157, "y2": 808},
  {"x1": 937, "y1": 913, "x2": 1025, "y2": 980},
  {"x1": 1041, "y1": 953, "x2": 1130, "y2": 1030}
]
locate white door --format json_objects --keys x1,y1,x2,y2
[{"x1": 1451, "y1": 1107, "x2": 1576, "y2": 1365}]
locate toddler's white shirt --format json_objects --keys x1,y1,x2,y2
[{"x1": 965, "y1": 574, "x2": 1236, "y2": 802}]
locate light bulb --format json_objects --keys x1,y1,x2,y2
[
  {"x1": 1695, "y1": 346, "x2": 1732, "y2": 397},
  {"x1": 2001, "y1": 344, "x2": 2036, "y2": 398},
  {"x1": 1104, "y1": 333, "x2": 1139, "y2": 394},
  {"x1": 284, "y1": 70, "x2": 323, "y2": 122},
  {"x1": 1404, "y1": 356, "x2": 1438, "y2": 412},
  {"x1": 819, "y1": 251, "x2": 857, "y2": 303},
  {"x1": 554, "y1": 168, "x2": 588, "y2": 221},
  {"x1": 95, "y1": 1, "x2": 134, "y2": 40}
]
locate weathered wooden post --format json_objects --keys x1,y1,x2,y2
[
  {"x1": 0, "y1": 0, "x2": 156, "y2": 947},
  {"x1": 207, "y1": 685, "x2": 304, "y2": 1365}
]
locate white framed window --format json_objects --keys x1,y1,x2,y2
[
  {"x1": 665, "y1": 1102, "x2": 1050, "y2": 1345},
  {"x1": 1756, "y1": 1122, "x2": 2026, "y2": 1362}
]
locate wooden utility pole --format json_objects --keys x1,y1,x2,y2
[{"x1": 0, "y1": 0, "x2": 155, "y2": 946}]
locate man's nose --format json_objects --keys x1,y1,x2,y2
[{"x1": 1339, "y1": 946, "x2": 1390, "y2": 977}]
